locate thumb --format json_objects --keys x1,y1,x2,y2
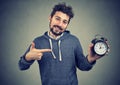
[
  {"x1": 88, "y1": 43, "x2": 94, "y2": 56},
  {"x1": 88, "y1": 43, "x2": 93, "y2": 52},
  {"x1": 30, "y1": 42, "x2": 35, "y2": 50}
]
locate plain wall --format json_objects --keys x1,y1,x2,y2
[{"x1": 0, "y1": 0, "x2": 120, "y2": 85}]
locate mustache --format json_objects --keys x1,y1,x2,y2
[{"x1": 53, "y1": 25, "x2": 63, "y2": 30}]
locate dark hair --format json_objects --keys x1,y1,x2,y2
[{"x1": 50, "y1": 2, "x2": 74, "y2": 22}]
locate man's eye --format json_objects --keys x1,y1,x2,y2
[
  {"x1": 63, "y1": 21, "x2": 68, "y2": 24},
  {"x1": 56, "y1": 18, "x2": 60, "y2": 20}
]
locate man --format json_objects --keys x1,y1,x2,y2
[{"x1": 19, "y1": 2, "x2": 106, "y2": 85}]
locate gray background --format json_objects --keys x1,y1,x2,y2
[{"x1": 0, "y1": 0, "x2": 120, "y2": 85}]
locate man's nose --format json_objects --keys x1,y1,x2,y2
[{"x1": 57, "y1": 20, "x2": 63, "y2": 27}]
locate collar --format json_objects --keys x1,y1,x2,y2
[{"x1": 47, "y1": 31, "x2": 64, "y2": 40}]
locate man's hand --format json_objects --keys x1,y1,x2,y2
[
  {"x1": 87, "y1": 43, "x2": 108, "y2": 63},
  {"x1": 25, "y1": 42, "x2": 52, "y2": 61}
]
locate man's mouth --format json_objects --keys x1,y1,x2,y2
[{"x1": 53, "y1": 25, "x2": 63, "y2": 31}]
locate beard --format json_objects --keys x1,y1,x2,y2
[{"x1": 50, "y1": 25, "x2": 63, "y2": 36}]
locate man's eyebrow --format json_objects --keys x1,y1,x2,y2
[
  {"x1": 55, "y1": 16, "x2": 60, "y2": 18},
  {"x1": 63, "y1": 19, "x2": 68, "y2": 22}
]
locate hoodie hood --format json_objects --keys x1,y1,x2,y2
[
  {"x1": 44, "y1": 30, "x2": 70, "y2": 40},
  {"x1": 43, "y1": 30, "x2": 70, "y2": 61}
]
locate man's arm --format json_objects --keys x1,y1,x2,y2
[
  {"x1": 18, "y1": 55, "x2": 34, "y2": 70},
  {"x1": 75, "y1": 39, "x2": 95, "y2": 71},
  {"x1": 18, "y1": 42, "x2": 51, "y2": 70},
  {"x1": 18, "y1": 45, "x2": 34, "y2": 70}
]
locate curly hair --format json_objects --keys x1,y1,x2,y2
[{"x1": 50, "y1": 2, "x2": 74, "y2": 23}]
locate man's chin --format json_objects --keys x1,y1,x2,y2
[
  {"x1": 53, "y1": 32, "x2": 62, "y2": 36},
  {"x1": 50, "y1": 29, "x2": 62, "y2": 36}
]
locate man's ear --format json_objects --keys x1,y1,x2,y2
[{"x1": 49, "y1": 16, "x2": 51, "y2": 22}]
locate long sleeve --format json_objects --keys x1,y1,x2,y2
[
  {"x1": 18, "y1": 46, "x2": 34, "y2": 70},
  {"x1": 75, "y1": 39, "x2": 95, "y2": 71}
]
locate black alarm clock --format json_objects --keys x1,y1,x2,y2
[{"x1": 91, "y1": 34, "x2": 109, "y2": 56}]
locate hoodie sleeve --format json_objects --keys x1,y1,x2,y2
[
  {"x1": 18, "y1": 45, "x2": 35, "y2": 70},
  {"x1": 75, "y1": 38, "x2": 95, "y2": 71}
]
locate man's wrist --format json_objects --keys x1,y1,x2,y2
[{"x1": 86, "y1": 55, "x2": 96, "y2": 65}]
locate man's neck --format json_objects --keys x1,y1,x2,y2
[{"x1": 48, "y1": 31, "x2": 63, "y2": 40}]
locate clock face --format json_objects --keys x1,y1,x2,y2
[{"x1": 94, "y1": 42, "x2": 108, "y2": 55}]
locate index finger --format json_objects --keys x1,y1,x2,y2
[{"x1": 39, "y1": 49, "x2": 52, "y2": 53}]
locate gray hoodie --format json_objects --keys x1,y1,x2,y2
[{"x1": 19, "y1": 31, "x2": 95, "y2": 85}]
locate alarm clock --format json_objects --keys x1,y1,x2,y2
[{"x1": 91, "y1": 34, "x2": 109, "y2": 56}]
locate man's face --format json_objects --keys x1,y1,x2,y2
[{"x1": 49, "y1": 11, "x2": 70, "y2": 36}]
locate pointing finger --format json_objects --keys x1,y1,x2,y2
[{"x1": 39, "y1": 49, "x2": 52, "y2": 53}]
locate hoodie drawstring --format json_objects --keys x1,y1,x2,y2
[
  {"x1": 58, "y1": 40, "x2": 62, "y2": 61},
  {"x1": 49, "y1": 39, "x2": 62, "y2": 61},
  {"x1": 49, "y1": 39, "x2": 56, "y2": 59}
]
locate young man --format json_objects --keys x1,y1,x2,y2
[{"x1": 19, "y1": 3, "x2": 104, "y2": 85}]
